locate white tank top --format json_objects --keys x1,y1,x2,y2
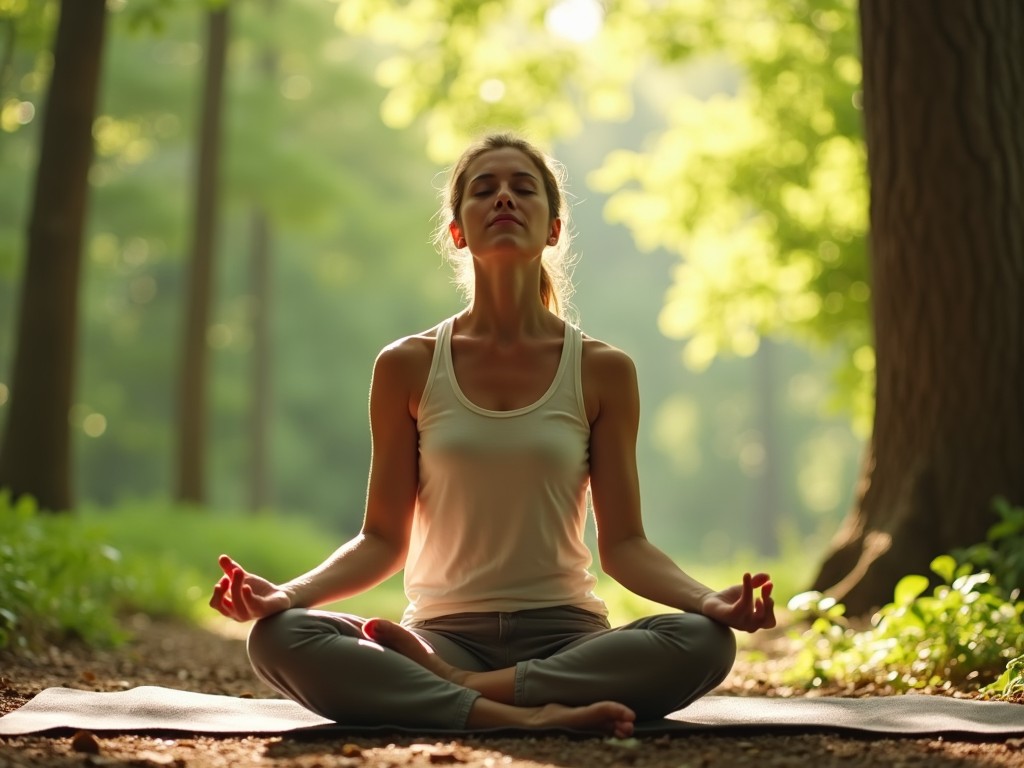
[{"x1": 401, "y1": 315, "x2": 607, "y2": 623}]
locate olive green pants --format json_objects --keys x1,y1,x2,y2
[{"x1": 247, "y1": 605, "x2": 736, "y2": 729}]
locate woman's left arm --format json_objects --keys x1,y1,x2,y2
[{"x1": 585, "y1": 342, "x2": 776, "y2": 633}]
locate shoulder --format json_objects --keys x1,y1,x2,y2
[
  {"x1": 580, "y1": 334, "x2": 638, "y2": 422},
  {"x1": 581, "y1": 334, "x2": 637, "y2": 384},
  {"x1": 371, "y1": 322, "x2": 444, "y2": 412},
  {"x1": 375, "y1": 327, "x2": 436, "y2": 373}
]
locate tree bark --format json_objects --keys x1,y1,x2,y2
[
  {"x1": 176, "y1": 6, "x2": 229, "y2": 505},
  {"x1": 0, "y1": 0, "x2": 107, "y2": 511},
  {"x1": 813, "y1": 0, "x2": 1024, "y2": 615}
]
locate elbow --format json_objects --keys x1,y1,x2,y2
[
  {"x1": 358, "y1": 528, "x2": 409, "y2": 574},
  {"x1": 598, "y1": 536, "x2": 651, "y2": 581}
]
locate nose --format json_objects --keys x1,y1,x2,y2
[{"x1": 495, "y1": 185, "x2": 516, "y2": 208}]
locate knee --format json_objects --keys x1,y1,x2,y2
[
  {"x1": 246, "y1": 608, "x2": 309, "y2": 669},
  {"x1": 659, "y1": 612, "x2": 737, "y2": 679},
  {"x1": 693, "y1": 615, "x2": 737, "y2": 681}
]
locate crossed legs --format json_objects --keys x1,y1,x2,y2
[{"x1": 247, "y1": 608, "x2": 734, "y2": 734}]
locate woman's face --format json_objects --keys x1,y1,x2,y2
[{"x1": 450, "y1": 147, "x2": 561, "y2": 260}]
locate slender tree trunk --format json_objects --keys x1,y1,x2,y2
[
  {"x1": 248, "y1": 208, "x2": 272, "y2": 512},
  {"x1": 0, "y1": 0, "x2": 107, "y2": 511},
  {"x1": 176, "y1": 6, "x2": 229, "y2": 504},
  {"x1": 246, "y1": 0, "x2": 277, "y2": 514},
  {"x1": 813, "y1": 0, "x2": 1024, "y2": 614}
]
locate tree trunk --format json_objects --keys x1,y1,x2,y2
[
  {"x1": 176, "y1": 6, "x2": 229, "y2": 505},
  {"x1": 0, "y1": 0, "x2": 107, "y2": 511},
  {"x1": 246, "y1": 0, "x2": 277, "y2": 514},
  {"x1": 813, "y1": 0, "x2": 1024, "y2": 615},
  {"x1": 248, "y1": 207, "x2": 272, "y2": 512}
]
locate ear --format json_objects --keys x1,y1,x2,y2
[
  {"x1": 546, "y1": 218, "x2": 562, "y2": 247},
  {"x1": 449, "y1": 220, "x2": 467, "y2": 249}
]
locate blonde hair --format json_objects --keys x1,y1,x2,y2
[{"x1": 433, "y1": 132, "x2": 576, "y2": 320}]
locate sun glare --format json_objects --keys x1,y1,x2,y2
[{"x1": 545, "y1": 0, "x2": 604, "y2": 43}]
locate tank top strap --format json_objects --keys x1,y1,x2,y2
[
  {"x1": 418, "y1": 316, "x2": 456, "y2": 418},
  {"x1": 567, "y1": 322, "x2": 589, "y2": 424}
]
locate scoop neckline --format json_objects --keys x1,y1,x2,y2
[{"x1": 443, "y1": 318, "x2": 572, "y2": 418}]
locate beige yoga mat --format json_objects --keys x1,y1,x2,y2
[{"x1": 1, "y1": 686, "x2": 1022, "y2": 737}]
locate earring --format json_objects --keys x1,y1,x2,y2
[{"x1": 547, "y1": 237, "x2": 558, "y2": 245}]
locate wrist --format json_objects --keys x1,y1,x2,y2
[{"x1": 697, "y1": 590, "x2": 715, "y2": 614}]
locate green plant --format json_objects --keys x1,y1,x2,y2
[
  {"x1": 0, "y1": 491, "x2": 129, "y2": 649},
  {"x1": 785, "y1": 555, "x2": 1024, "y2": 691},
  {"x1": 983, "y1": 654, "x2": 1024, "y2": 699},
  {"x1": 951, "y1": 497, "x2": 1024, "y2": 602}
]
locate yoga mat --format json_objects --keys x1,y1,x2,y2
[{"x1": 1, "y1": 686, "x2": 1022, "y2": 737}]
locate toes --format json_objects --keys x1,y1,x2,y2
[{"x1": 362, "y1": 617, "x2": 385, "y2": 641}]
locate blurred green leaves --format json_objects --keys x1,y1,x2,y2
[{"x1": 340, "y1": 0, "x2": 873, "y2": 430}]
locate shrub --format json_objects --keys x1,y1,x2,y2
[{"x1": 785, "y1": 499, "x2": 1024, "y2": 693}]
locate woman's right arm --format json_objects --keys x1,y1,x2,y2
[{"x1": 210, "y1": 339, "x2": 425, "y2": 622}]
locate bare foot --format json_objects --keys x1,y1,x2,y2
[
  {"x1": 529, "y1": 701, "x2": 636, "y2": 738},
  {"x1": 366, "y1": 618, "x2": 637, "y2": 736},
  {"x1": 362, "y1": 618, "x2": 468, "y2": 685}
]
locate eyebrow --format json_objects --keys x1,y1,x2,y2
[{"x1": 469, "y1": 171, "x2": 539, "y2": 184}]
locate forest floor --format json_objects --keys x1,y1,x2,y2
[{"x1": 1, "y1": 616, "x2": 1023, "y2": 768}]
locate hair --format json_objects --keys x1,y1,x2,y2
[{"x1": 433, "y1": 132, "x2": 577, "y2": 321}]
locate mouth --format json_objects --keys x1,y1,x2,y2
[{"x1": 489, "y1": 215, "x2": 522, "y2": 227}]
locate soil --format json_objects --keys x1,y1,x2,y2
[{"x1": 1, "y1": 616, "x2": 1023, "y2": 767}]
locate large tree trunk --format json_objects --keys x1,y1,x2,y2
[
  {"x1": 0, "y1": 0, "x2": 107, "y2": 511},
  {"x1": 813, "y1": 0, "x2": 1024, "y2": 615},
  {"x1": 176, "y1": 6, "x2": 229, "y2": 505}
]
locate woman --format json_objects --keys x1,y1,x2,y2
[{"x1": 210, "y1": 132, "x2": 776, "y2": 737}]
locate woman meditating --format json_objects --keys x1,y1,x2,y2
[{"x1": 209, "y1": 132, "x2": 776, "y2": 736}]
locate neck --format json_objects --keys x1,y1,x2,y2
[{"x1": 462, "y1": 262, "x2": 557, "y2": 341}]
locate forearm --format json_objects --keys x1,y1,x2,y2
[
  {"x1": 600, "y1": 536, "x2": 713, "y2": 614},
  {"x1": 281, "y1": 532, "x2": 405, "y2": 609}
]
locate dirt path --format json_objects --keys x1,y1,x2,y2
[{"x1": 1, "y1": 617, "x2": 1022, "y2": 767}]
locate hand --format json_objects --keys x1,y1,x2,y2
[
  {"x1": 700, "y1": 572, "x2": 776, "y2": 633},
  {"x1": 209, "y1": 554, "x2": 291, "y2": 622}
]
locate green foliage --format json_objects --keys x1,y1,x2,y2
[
  {"x1": 592, "y1": 0, "x2": 872, "y2": 433},
  {"x1": 786, "y1": 503, "x2": 1024, "y2": 693},
  {"x1": 983, "y1": 654, "x2": 1024, "y2": 699},
  {"x1": 786, "y1": 562, "x2": 1023, "y2": 691},
  {"x1": 0, "y1": 491, "x2": 190, "y2": 650},
  {"x1": 339, "y1": 0, "x2": 873, "y2": 427},
  {"x1": 323, "y1": 0, "x2": 869, "y2": 560},
  {"x1": 950, "y1": 497, "x2": 1024, "y2": 602}
]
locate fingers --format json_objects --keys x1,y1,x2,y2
[
  {"x1": 210, "y1": 556, "x2": 254, "y2": 622},
  {"x1": 725, "y1": 573, "x2": 776, "y2": 632},
  {"x1": 760, "y1": 581, "x2": 777, "y2": 628},
  {"x1": 218, "y1": 554, "x2": 240, "y2": 577},
  {"x1": 209, "y1": 575, "x2": 231, "y2": 617},
  {"x1": 737, "y1": 572, "x2": 754, "y2": 613},
  {"x1": 229, "y1": 565, "x2": 251, "y2": 621},
  {"x1": 749, "y1": 572, "x2": 771, "y2": 588}
]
